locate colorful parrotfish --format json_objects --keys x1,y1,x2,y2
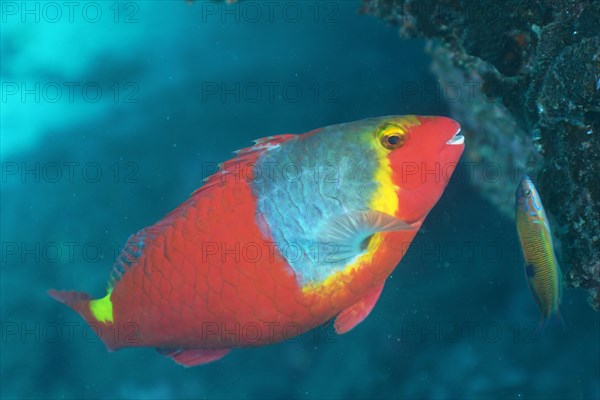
[
  {"x1": 50, "y1": 116, "x2": 465, "y2": 366},
  {"x1": 515, "y1": 175, "x2": 564, "y2": 332}
]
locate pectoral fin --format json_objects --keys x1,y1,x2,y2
[
  {"x1": 317, "y1": 211, "x2": 415, "y2": 262},
  {"x1": 334, "y1": 282, "x2": 385, "y2": 334}
]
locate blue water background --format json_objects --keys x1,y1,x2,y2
[{"x1": 1, "y1": 1, "x2": 599, "y2": 399}]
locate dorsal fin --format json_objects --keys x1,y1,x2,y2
[
  {"x1": 192, "y1": 134, "x2": 296, "y2": 196},
  {"x1": 108, "y1": 228, "x2": 154, "y2": 289},
  {"x1": 237, "y1": 134, "x2": 296, "y2": 156}
]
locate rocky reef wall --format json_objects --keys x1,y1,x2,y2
[{"x1": 362, "y1": 0, "x2": 600, "y2": 310}]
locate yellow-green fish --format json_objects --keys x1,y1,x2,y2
[{"x1": 515, "y1": 175, "x2": 564, "y2": 331}]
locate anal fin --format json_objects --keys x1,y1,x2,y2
[
  {"x1": 157, "y1": 348, "x2": 231, "y2": 367},
  {"x1": 334, "y1": 282, "x2": 385, "y2": 334}
]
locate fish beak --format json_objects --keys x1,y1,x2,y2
[{"x1": 446, "y1": 127, "x2": 464, "y2": 145}]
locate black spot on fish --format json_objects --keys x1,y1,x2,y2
[{"x1": 525, "y1": 264, "x2": 536, "y2": 278}]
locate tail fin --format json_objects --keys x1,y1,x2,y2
[
  {"x1": 534, "y1": 308, "x2": 566, "y2": 337},
  {"x1": 48, "y1": 289, "x2": 119, "y2": 351},
  {"x1": 48, "y1": 289, "x2": 94, "y2": 319}
]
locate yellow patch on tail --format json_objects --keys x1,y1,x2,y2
[{"x1": 89, "y1": 291, "x2": 114, "y2": 323}]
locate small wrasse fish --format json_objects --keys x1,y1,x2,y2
[
  {"x1": 49, "y1": 115, "x2": 464, "y2": 367},
  {"x1": 515, "y1": 175, "x2": 564, "y2": 331}
]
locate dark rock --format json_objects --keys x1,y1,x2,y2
[{"x1": 363, "y1": 0, "x2": 600, "y2": 310}]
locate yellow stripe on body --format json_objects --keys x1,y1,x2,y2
[
  {"x1": 516, "y1": 211, "x2": 561, "y2": 313},
  {"x1": 369, "y1": 115, "x2": 420, "y2": 217},
  {"x1": 302, "y1": 142, "x2": 399, "y2": 295}
]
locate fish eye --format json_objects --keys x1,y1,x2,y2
[
  {"x1": 525, "y1": 189, "x2": 532, "y2": 197},
  {"x1": 377, "y1": 123, "x2": 406, "y2": 150},
  {"x1": 387, "y1": 135, "x2": 400, "y2": 145}
]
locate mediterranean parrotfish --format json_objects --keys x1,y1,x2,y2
[
  {"x1": 515, "y1": 175, "x2": 564, "y2": 332},
  {"x1": 49, "y1": 115, "x2": 465, "y2": 367}
]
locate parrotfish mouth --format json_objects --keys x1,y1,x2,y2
[{"x1": 446, "y1": 127, "x2": 464, "y2": 145}]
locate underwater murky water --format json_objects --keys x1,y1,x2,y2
[{"x1": 1, "y1": 1, "x2": 599, "y2": 399}]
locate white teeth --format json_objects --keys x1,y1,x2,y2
[
  {"x1": 446, "y1": 127, "x2": 464, "y2": 145},
  {"x1": 447, "y1": 134, "x2": 465, "y2": 145}
]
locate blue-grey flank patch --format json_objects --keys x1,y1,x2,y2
[{"x1": 251, "y1": 118, "x2": 386, "y2": 286}]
